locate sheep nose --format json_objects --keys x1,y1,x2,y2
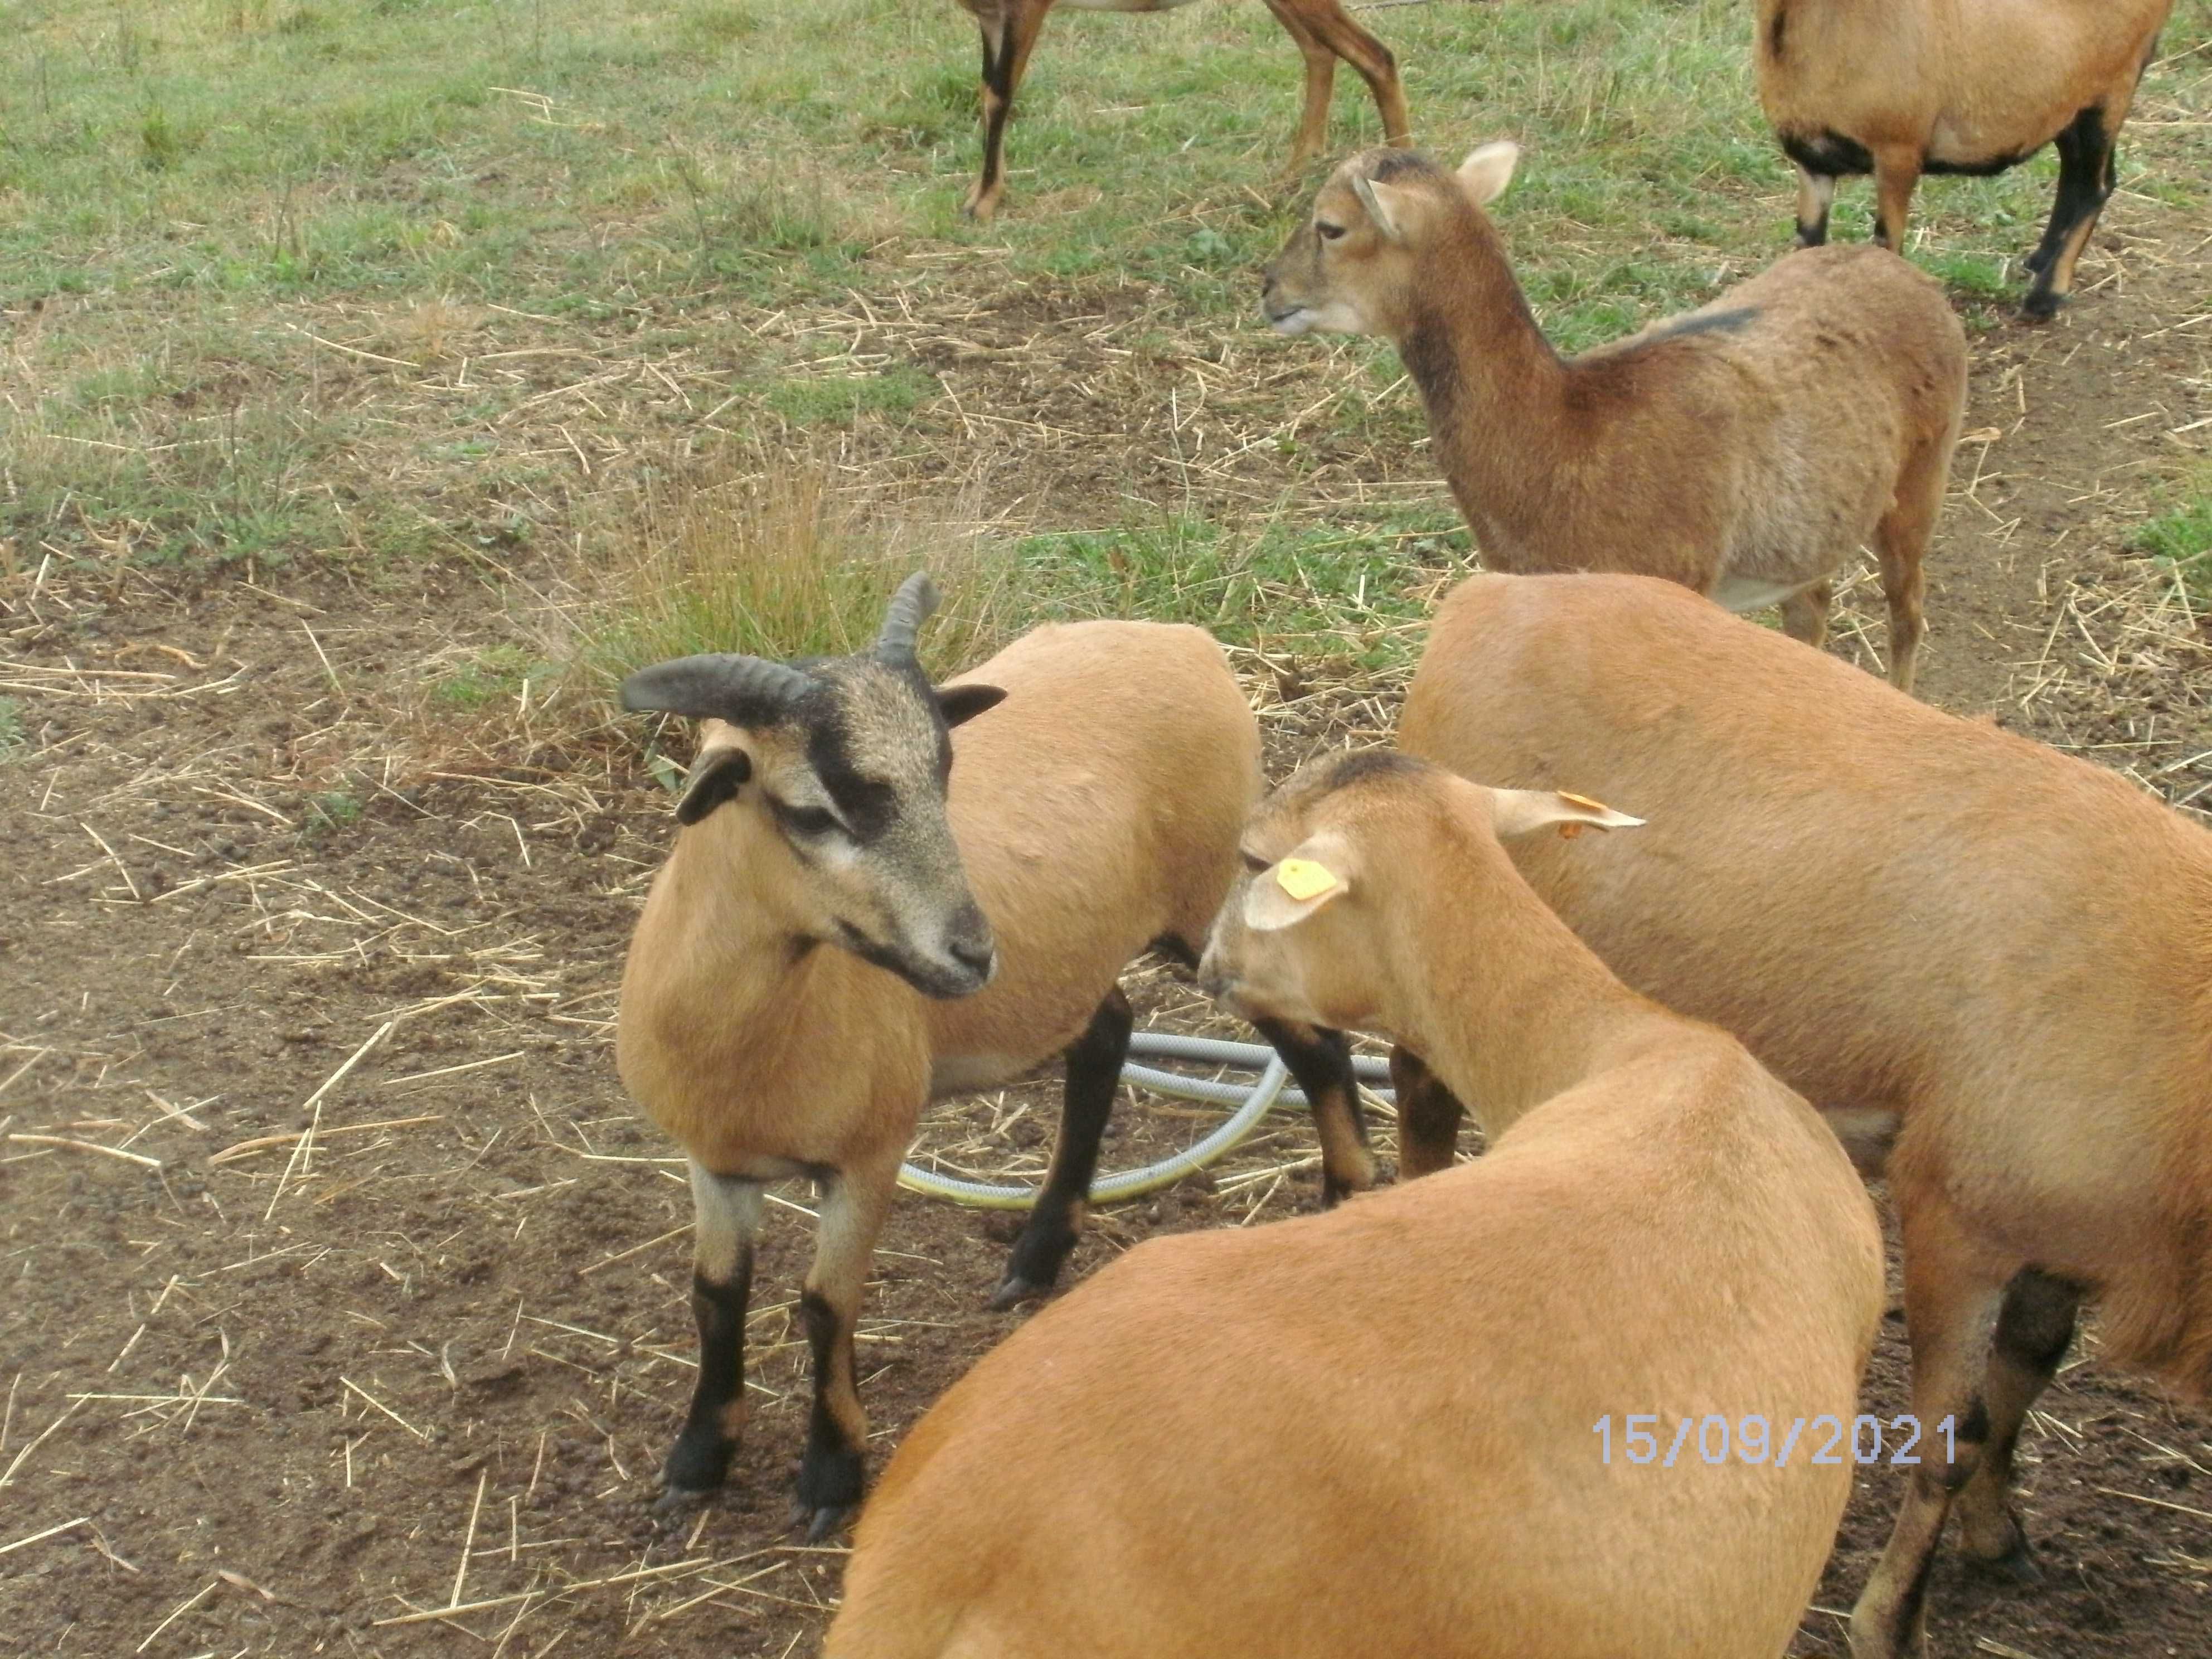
[
  {"x1": 945, "y1": 904, "x2": 996, "y2": 985},
  {"x1": 1195, "y1": 946, "x2": 1232, "y2": 1002}
]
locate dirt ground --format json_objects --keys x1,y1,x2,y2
[{"x1": 7, "y1": 214, "x2": 2212, "y2": 1659}]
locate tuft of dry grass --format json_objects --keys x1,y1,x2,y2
[{"x1": 560, "y1": 451, "x2": 1025, "y2": 698}]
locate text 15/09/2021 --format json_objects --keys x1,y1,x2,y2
[{"x1": 1593, "y1": 1414, "x2": 1957, "y2": 1469}]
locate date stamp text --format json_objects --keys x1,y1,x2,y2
[{"x1": 1593, "y1": 1414, "x2": 1957, "y2": 1468}]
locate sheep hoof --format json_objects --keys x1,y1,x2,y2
[
  {"x1": 652, "y1": 1483, "x2": 712, "y2": 1516},
  {"x1": 659, "y1": 1433, "x2": 732, "y2": 1497},
  {"x1": 2020, "y1": 289, "x2": 2067, "y2": 323},
  {"x1": 988, "y1": 1273, "x2": 1051, "y2": 1311},
  {"x1": 801, "y1": 1502, "x2": 854, "y2": 1543},
  {"x1": 794, "y1": 1443, "x2": 864, "y2": 1536},
  {"x1": 1966, "y1": 1535, "x2": 2043, "y2": 1586}
]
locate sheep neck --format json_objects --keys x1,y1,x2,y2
[
  {"x1": 657, "y1": 817, "x2": 858, "y2": 1050},
  {"x1": 1393, "y1": 211, "x2": 1571, "y2": 554},
  {"x1": 1380, "y1": 819, "x2": 1673, "y2": 1137}
]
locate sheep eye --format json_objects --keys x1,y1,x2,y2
[
  {"x1": 1316, "y1": 221, "x2": 1347, "y2": 241},
  {"x1": 775, "y1": 801, "x2": 842, "y2": 840}
]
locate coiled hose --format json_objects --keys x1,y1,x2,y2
[{"x1": 897, "y1": 1032, "x2": 1396, "y2": 1209}]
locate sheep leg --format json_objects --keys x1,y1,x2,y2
[
  {"x1": 1850, "y1": 1192, "x2": 2017, "y2": 1659},
  {"x1": 1874, "y1": 442, "x2": 1943, "y2": 695},
  {"x1": 1260, "y1": 0, "x2": 1410, "y2": 172},
  {"x1": 1793, "y1": 166, "x2": 1836, "y2": 247},
  {"x1": 1254, "y1": 1017, "x2": 1374, "y2": 1202},
  {"x1": 795, "y1": 1159, "x2": 901, "y2": 1539},
  {"x1": 962, "y1": 0, "x2": 1052, "y2": 221},
  {"x1": 1870, "y1": 146, "x2": 1922, "y2": 254},
  {"x1": 662, "y1": 1162, "x2": 765, "y2": 1498},
  {"x1": 1953, "y1": 1268, "x2": 2082, "y2": 1580},
  {"x1": 1389, "y1": 1045, "x2": 1465, "y2": 1178},
  {"x1": 991, "y1": 987, "x2": 1135, "y2": 1309},
  {"x1": 2021, "y1": 106, "x2": 2117, "y2": 319},
  {"x1": 1777, "y1": 580, "x2": 1833, "y2": 651}
]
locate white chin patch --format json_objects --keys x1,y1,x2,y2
[{"x1": 1273, "y1": 303, "x2": 1365, "y2": 337}]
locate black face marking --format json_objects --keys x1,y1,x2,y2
[
  {"x1": 805, "y1": 712, "x2": 904, "y2": 842},
  {"x1": 1779, "y1": 129, "x2": 1874, "y2": 179},
  {"x1": 770, "y1": 798, "x2": 842, "y2": 842}
]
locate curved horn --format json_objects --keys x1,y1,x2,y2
[
  {"x1": 619, "y1": 653, "x2": 814, "y2": 726},
  {"x1": 874, "y1": 570, "x2": 940, "y2": 661}
]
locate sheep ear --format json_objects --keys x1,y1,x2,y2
[
  {"x1": 1456, "y1": 142, "x2": 1521, "y2": 208},
  {"x1": 938, "y1": 682, "x2": 1007, "y2": 729},
  {"x1": 1350, "y1": 173, "x2": 1414, "y2": 244},
  {"x1": 1243, "y1": 836, "x2": 1356, "y2": 932},
  {"x1": 1490, "y1": 787, "x2": 1642, "y2": 842},
  {"x1": 676, "y1": 745, "x2": 753, "y2": 826}
]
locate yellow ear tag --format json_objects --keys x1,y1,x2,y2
[{"x1": 1274, "y1": 858, "x2": 1339, "y2": 901}]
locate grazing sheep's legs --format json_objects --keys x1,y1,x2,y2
[
  {"x1": 1388, "y1": 1045, "x2": 1466, "y2": 1178},
  {"x1": 1850, "y1": 1185, "x2": 2018, "y2": 1659},
  {"x1": 1953, "y1": 1269, "x2": 2082, "y2": 1580},
  {"x1": 1259, "y1": 0, "x2": 1410, "y2": 172},
  {"x1": 1875, "y1": 431, "x2": 1947, "y2": 696},
  {"x1": 1794, "y1": 166, "x2": 1836, "y2": 247},
  {"x1": 1870, "y1": 146, "x2": 1923, "y2": 254},
  {"x1": 2022, "y1": 106, "x2": 2119, "y2": 319},
  {"x1": 992, "y1": 987, "x2": 1136, "y2": 1309},
  {"x1": 797, "y1": 1159, "x2": 902, "y2": 1538},
  {"x1": 1778, "y1": 580, "x2": 1833, "y2": 651},
  {"x1": 1254, "y1": 1017, "x2": 1374, "y2": 1202},
  {"x1": 663, "y1": 1163, "x2": 765, "y2": 1497},
  {"x1": 963, "y1": 0, "x2": 1053, "y2": 221}
]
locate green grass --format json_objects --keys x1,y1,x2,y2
[
  {"x1": 2133, "y1": 463, "x2": 2212, "y2": 605},
  {"x1": 6, "y1": 0, "x2": 2212, "y2": 686}
]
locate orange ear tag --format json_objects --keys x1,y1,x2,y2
[
  {"x1": 1274, "y1": 858, "x2": 1339, "y2": 901},
  {"x1": 1556, "y1": 790, "x2": 1609, "y2": 839}
]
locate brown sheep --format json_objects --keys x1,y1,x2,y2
[
  {"x1": 1262, "y1": 143, "x2": 1967, "y2": 691},
  {"x1": 613, "y1": 575, "x2": 1368, "y2": 1535},
  {"x1": 818, "y1": 751, "x2": 1883, "y2": 1659},
  {"x1": 1755, "y1": 0, "x2": 2174, "y2": 317},
  {"x1": 952, "y1": 0, "x2": 1409, "y2": 221},
  {"x1": 1396, "y1": 570, "x2": 2212, "y2": 1658}
]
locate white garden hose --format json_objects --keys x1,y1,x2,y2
[{"x1": 897, "y1": 1034, "x2": 1396, "y2": 1209}]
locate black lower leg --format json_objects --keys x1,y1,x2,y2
[
  {"x1": 2023, "y1": 108, "x2": 2111, "y2": 308},
  {"x1": 1253, "y1": 1017, "x2": 1371, "y2": 1202},
  {"x1": 1390, "y1": 1045, "x2": 1467, "y2": 1177},
  {"x1": 663, "y1": 1251, "x2": 753, "y2": 1495},
  {"x1": 795, "y1": 1289, "x2": 865, "y2": 1528},
  {"x1": 993, "y1": 988, "x2": 1133, "y2": 1308},
  {"x1": 973, "y1": 17, "x2": 1017, "y2": 203},
  {"x1": 1963, "y1": 1269, "x2": 2080, "y2": 1576}
]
